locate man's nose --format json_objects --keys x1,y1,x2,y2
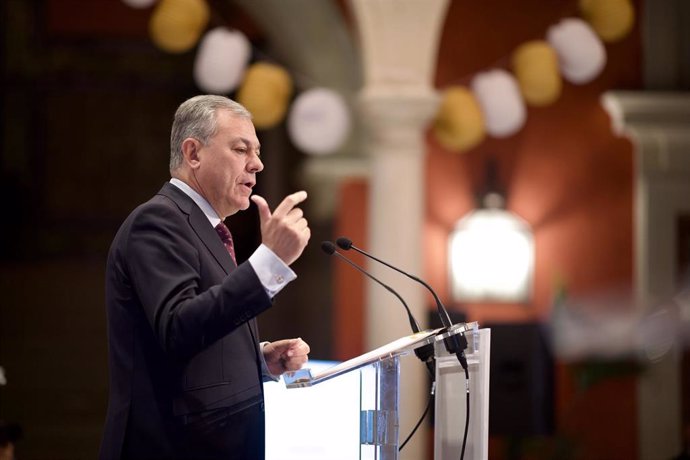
[{"x1": 248, "y1": 153, "x2": 263, "y2": 173}]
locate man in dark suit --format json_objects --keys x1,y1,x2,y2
[{"x1": 100, "y1": 95, "x2": 311, "y2": 460}]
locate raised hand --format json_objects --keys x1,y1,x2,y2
[{"x1": 251, "y1": 191, "x2": 310, "y2": 266}]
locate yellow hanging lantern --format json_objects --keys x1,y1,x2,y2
[
  {"x1": 149, "y1": 0, "x2": 210, "y2": 54},
  {"x1": 433, "y1": 86, "x2": 485, "y2": 153},
  {"x1": 237, "y1": 63, "x2": 293, "y2": 129},
  {"x1": 579, "y1": 0, "x2": 635, "y2": 43},
  {"x1": 512, "y1": 40, "x2": 562, "y2": 107}
]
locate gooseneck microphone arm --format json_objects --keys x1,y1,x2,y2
[
  {"x1": 321, "y1": 241, "x2": 421, "y2": 333},
  {"x1": 336, "y1": 237, "x2": 452, "y2": 327},
  {"x1": 321, "y1": 241, "x2": 436, "y2": 378},
  {"x1": 335, "y1": 236, "x2": 468, "y2": 369}
]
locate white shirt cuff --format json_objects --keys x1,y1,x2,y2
[
  {"x1": 260, "y1": 341, "x2": 281, "y2": 382},
  {"x1": 248, "y1": 244, "x2": 297, "y2": 298}
]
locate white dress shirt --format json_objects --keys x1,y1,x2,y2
[{"x1": 170, "y1": 178, "x2": 296, "y2": 298}]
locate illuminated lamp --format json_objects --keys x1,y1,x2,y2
[{"x1": 449, "y1": 161, "x2": 534, "y2": 303}]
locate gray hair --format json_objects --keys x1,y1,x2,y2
[{"x1": 169, "y1": 95, "x2": 252, "y2": 172}]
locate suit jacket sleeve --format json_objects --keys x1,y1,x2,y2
[{"x1": 116, "y1": 198, "x2": 272, "y2": 362}]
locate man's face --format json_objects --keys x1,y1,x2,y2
[{"x1": 193, "y1": 110, "x2": 263, "y2": 218}]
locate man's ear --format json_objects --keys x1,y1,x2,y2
[{"x1": 181, "y1": 138, "x2": 202, "y2": 169}]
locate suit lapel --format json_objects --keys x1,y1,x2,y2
[{"x1": 158, "y1": 183, "x2": 237, "y2": 274}]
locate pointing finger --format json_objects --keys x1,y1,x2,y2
[{"x1": 272, "y1": 191, "x2": 308, "y2": 219}]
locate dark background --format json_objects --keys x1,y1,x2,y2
[{"x1": 0, "y1": 1, "x2": 334, "y2": 457}]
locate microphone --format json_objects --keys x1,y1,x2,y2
[
  {"x1": 321, "y1": 241, "x2": 435, "y2": 376},
  {"x1": 322, "y1": 241, "x2": 420, "y2": 332},
  {"x1": 335, "y1": 236, "x2": 468, "y2": 368}
]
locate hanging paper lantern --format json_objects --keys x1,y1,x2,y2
[
  {"x1": 122, "y1": 0, "x2": 157, "y2": 8},
  {"x1": 512, "y1": 40, "x2": 562, "y2": 107},
  {"x1": 432, "y1": 86, "x2": 485, "y2": 152},
  {"x1": 194, "y1": 28, "x2": 251, "y2": 94},
  {"x1": 579, "y1": 0, "x2": 635, "y2": 43},
  {"x1": 287, "y1": 88, "x2": 351, "y2": 155},
  {"x1": 547, "y1": 18, "x2": 606, "y2": 84},
  {"x1": 471, "y1": 69, "x2": 526, "y2": 138},
  {"x1": 237, "y1": 63, "x2": 293, "y2": 130},
  {"x1": 149, "y1": 0, "x2": 209, "y2": 54}
]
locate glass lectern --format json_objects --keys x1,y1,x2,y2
[{"x1": 284, "y1": 322, "x2": 489, "y2": 460}]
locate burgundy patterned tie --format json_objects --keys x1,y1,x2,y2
[{"x1": 214, "y1": 222, "x2": 237, "y2": 264}]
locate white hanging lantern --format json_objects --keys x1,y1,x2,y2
[
  {"x1": 547, "y1": 18, "x2": 607, "y2": 84},
  {"x1": 287, "y1": 88, "x2": 351, "y2": 155},
  {"x1": 471, "y1": 69, "x2": 526, "y2": 138},
  {"x1": 122, "y1": 0, "x2": 158, "y2": 8},
  {"x1": 193, "y1": 28, "x2": 251, "y2": 94}
]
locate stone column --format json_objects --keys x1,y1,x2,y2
[
  {"x1": 603, "y1": 91, "x2": 690, "y2": 460},
  {"x1": 349, "y1": 1, "x2": 450, "y2": 458}
]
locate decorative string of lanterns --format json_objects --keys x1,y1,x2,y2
[
  {"x1": 121, "y1": 0, "x2": 634, "y2": 156},
  {"x1": 194, "y1": 27, "x2": 251, "y2": 95},
  {"x1": 237, "y1": 62, "x2": 293, "y2": 129},
  {"x1": 512, "y1": 41, "x2": 562, "y2": 107},
  {"x1": 287, "y1": 88, "x2": 351, "y2": 156},
  {"x1": 433, "y1": 0, "x2": 635, "y2": 153},
  {"x1": 121, "y1": 0, "x2": 350, "y2": 156},
  {"x1": 149, "y1": 0, "x2": 209, "y2": 54}
]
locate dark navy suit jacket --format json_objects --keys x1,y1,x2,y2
[{"x1": 100, "y1": 182, "x2": 273, "y2": 460}]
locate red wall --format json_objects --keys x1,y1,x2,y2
[
  {"x1": 429, "y1": 2, "x2": 640, "y2": 458},
  {"x1": 334, "y1": 0, "x2": 643, "y2": 458}
]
